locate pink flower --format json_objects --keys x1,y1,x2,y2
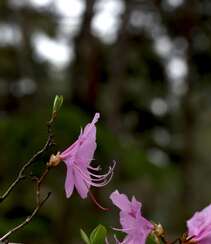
[
  {"x1": 60, "y1": 113, "x2": 114, "y2": 199},
  {"x1": 187, "y1": 204, "x2": 211, "y2": 244},
  {"x1": 110, "y1": 190, "x2": 153, "y2": 244}
]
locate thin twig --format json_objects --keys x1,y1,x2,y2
[
  {"x1": 36, "y1": 166, "x2": 50, "y2": 205},
  {"x1": 0, "y1": 100, "x2": 61, "y2": 242},
  {"x1": 170, "y1": 238, "x2": 180, "y2": 244},
  {"x1": 0, "y1": 164, "x2": 53, "y2": 241},
  {"x1": 0, "y1": 192, "x2": 51, "y2": 242},
  {"x1": 0, "y1": 119, "x2": 55, "y2": 203},
  {"x1": 161, "y1": 236, "x2": 169, "y2": 244}
]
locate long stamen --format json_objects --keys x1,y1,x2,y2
[
  {"x1": 90, "y1": 161, "x2": 116, "y2": 180},
  {"x1": 88, "y1": 167, "x2": 113, "y2": 179},
  {"x1": 76, "y1": 168, "x2": 113, "y2": 187},
  {"x1": 105, "y1": 237, "x2": 110, "y2": 244},
  {"x1": 88, "y1": 190, "x2": 109, "y2": 211},
  {"x1": 113, "y1": 227, "x2": 134, "y2": 232},
  {"x1": 88, "y1": 160, "x2": 115, "y2": 173},
  {"x1": 73, "y1": 162, "x2": 115, "y2": 186},
  {"x1": 88, "y1": 165, "x2": 101, "y2": 171},
  {"x1": 185, "y1": 235, "x2": 196, "y2": 242},
  {"x1": 90, "y1": 168, "x2": 113, "y2": 178},
  {"x1": 73, "y1": 164, "x2": 111, "y2": 183}
]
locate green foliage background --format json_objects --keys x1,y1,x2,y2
[{"x1": 0, "y1": 0, "x2": 211, "y2": 243}]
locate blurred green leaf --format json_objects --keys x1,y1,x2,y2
[
  {"x1": 90, "y1": 224, "x2": 107, "y2": 244},
  {"x1": 146, "y1": 233, "x2": 162, "y2": 244},
  {"x1": 80, "y1": 229, "x2": 90, "y2": 244}
]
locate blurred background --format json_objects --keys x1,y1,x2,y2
[{"x1": 0, "y1": 0, "x2": 211, "y2": 243}]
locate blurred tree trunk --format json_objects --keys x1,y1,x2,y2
[
  {"x1": 0, "y1": 1, "x2": 56, "y2": 113},
  {"x1": 70, "y1": 0, "x2": 102, "y2": 111},
  {"x1": 180, "y1": 0, "x2": 198, "y2": 220},
  {"x1": 106, "y1": 0, "x2": 131, "y2": 133},
  {"x1": 13, "y1": 8, "x2": 34, "y2": 80},
  {"x1": 182, "y1": 72, "x2": 194, "y2": 219}
]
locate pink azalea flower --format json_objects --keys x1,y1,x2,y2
[
  {"x1": 60, "y1": 113, "x2": 114, "y2": 199},
  {"x1": 187, "y1": 204, "x2": 211, "y2": 244},
  {"x1": 110, "y1": 190, "x2": 153, "y2": 244}
]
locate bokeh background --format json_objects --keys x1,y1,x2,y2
[{"x1": 0, "y1": 0, "x2": 211, "y2": 243}]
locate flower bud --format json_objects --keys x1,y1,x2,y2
[
  {"x1": 153, "y1": 223, "x2": 165, "y2": 237},
  {"x1": 48, "y1": 152, "x2": 61, "y2": 167}
]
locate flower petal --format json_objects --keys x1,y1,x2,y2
[
  {"x1": 187, "y1": 204, "x2": 211, "y2": 243},
  {"x1": 76, "y1": 131, "x2": 96, "y2": 167},
  {"x1": 74, "y1": 169, "x2": 90, "y2": 199},
  {"x1": 110, "y1": 190, "x2": 153, "y2": 244},
  {"x1": 65, "y1": 166, "x2": 75, "y2": 198},
  {"x1": 120, "y1": 212, "x2": 137, "y2": 234},
  {"x1": 110, "y1": 190, "x2": 131, "y2": 212},
  {"x1": 60, "y1": 140, "x2": 80, "y2": 162},
  {"x1": 81, "y1": 113, "x2": 100, "y2": 139}
]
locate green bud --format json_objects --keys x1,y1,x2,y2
[{"x1": 52, "y1": 95, "x2": 63, "y2": 118}]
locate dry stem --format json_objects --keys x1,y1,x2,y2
[
  {"x1": 0, "y1": 113, "x2": 57, "y2": 242},
  {"x1": 0, "y1": 192, "x2": 51, "y2": 242},
  {"x1": 0, "y1": 119, "x2": 54, "y2": 203}
]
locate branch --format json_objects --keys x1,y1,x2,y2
[
  {"x1": 160, "y1": 236, "x2": 170, "y2": 244},
  {"x1": 0, "y1": 95, "x2": 63, "y2": 242},
  {"x1": 0, "y1": 120, "x2": 54, "y2": 203},
  {"x1": 0, "y1": 164, "x2": 52, "y2": 242},
  {"x1": 0, "y1": 192, "x2": 51, "y2": 242},
  {"x1": 35, "y1": 166, "x2": 50, "y2": 205}
]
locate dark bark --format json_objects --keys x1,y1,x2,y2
[
  {"x1": 70, "y1": 0, "x2": 101, "y2": 111},
  {"x1": 106, "y1": 0, "x2": 132, "y2": 133}
]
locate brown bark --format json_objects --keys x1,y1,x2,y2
[{"x1": 71, "y1": 0, "x2": 101, "y2": 110}]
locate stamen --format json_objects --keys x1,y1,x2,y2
[
  {"x1": 73, "y1": 164, "x2": 112, "y2": 183},
  {"x1": 76, "y1": 168, "x2": 112, "y2": 187},
  {"x1": 105, "y1": 237, "x2": 110, "y2": 244},
  {"x1": 113, "y1": 227, "x2": 134, "y2": 232},
  {"x1": 88, "y1": 168, "x2": 113, "y2": 179},
  {"x1": 186, "y1": 235, "x2": 196, "y2": 242},
  {"x1": 93, "y1": 161, "x2": 116, "y2": 177},
  {"x1": 88, "y1": 165, "x2": 101, "y2": 171},
  {"x1": 73, "y1": 162, "x2": 115, "y2": 187}
]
